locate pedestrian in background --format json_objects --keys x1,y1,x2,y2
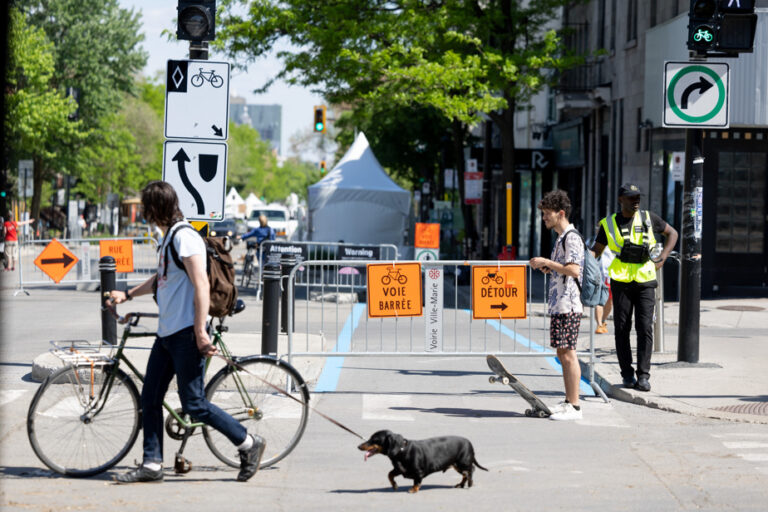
[
  {"x1": 107, "y1": 181, "x2": 265, "y2": 483},
  {"x1": 529, "y1": 190, "x2": 584, "y2": 421},
  {"x1": 592, "y1": 184, "x2": 678, "y2": 392},
  {"x1": 4, "y1": 212, "x2": 35, "y2": 272},
  {"x1": 594, "y1": 248, "x2": 614, "y2": 334},
  {"x1": 240, "y1": 214, "x2": 275, "y2": 266}
]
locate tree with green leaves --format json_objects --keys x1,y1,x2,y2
[
  {"x1": 12, "y1": 0, "x2": 147, "y2": 224},
  {"x1": 5, "y1": 7, "x2": 83, "y2": 221},
  {"x1": 217, "y1": 0, "x2": 582, "y2": 247}
]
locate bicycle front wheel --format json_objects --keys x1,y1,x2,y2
[
  {"x1": 204, "y1": 356, "x2": 310, "y2": 469},
  {"x1": 27, "y1": 365, "x2": 141, "y2": 477},
  {"x1": 241, "y1": 259, "x2": 252, "y2": 287}
]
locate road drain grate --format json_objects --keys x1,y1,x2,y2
[{"x1": 711, "y1": 403, "x2": 768, "y2": 416}]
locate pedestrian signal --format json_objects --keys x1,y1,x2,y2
[{"x1": 314, "y1": 106, "x2": 326, "y2": 133}]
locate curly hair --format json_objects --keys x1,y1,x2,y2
[
  {"x1": 141, "y1": 181, "x2": 184, "y2": 227},
  {"x1": 537, "y1": 189, "x2": 572, "y2": 219}
]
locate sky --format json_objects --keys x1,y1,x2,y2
[{"x1": 119, "y1": 1, "x2": 325, "y2": 160}]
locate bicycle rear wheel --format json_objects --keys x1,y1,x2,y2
[
  {"x1": 27, "y1": 365, "x2": 141, "y2": 477},
  {"x1": 204, "y1": 356, "x2": 309, "y2": 469}
]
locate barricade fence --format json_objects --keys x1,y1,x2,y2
[
  {"x1": 16, "y1": 237, "x2": 158, "y2": 292},
  {"x1": 252, "y1": 241, "x2": 399, "y2": 291},
  {"x1": 284, "y1": 259, "x2": 607, "y2": 400}
]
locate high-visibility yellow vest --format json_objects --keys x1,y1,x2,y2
[{"x1": 599, "y1": 211, "x2": 657, "y2": 283}]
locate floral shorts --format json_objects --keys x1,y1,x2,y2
[{"x1": 550, "y1": 312, "x2": 582, "y2": 350}]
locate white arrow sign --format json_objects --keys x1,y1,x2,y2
[
  {"x1": 162, "y1": 141, "x2": 228, "y2": 221},
  {"x1": 165, "y1": 59, "x2": 230, "y2": 140},
  {"x1": 663, "y1": 61, "x2": 729, "y2": 128}
]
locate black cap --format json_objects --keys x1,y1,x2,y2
[{"x1": 618, "y1": 183, "x2": 642, "y2": 197}]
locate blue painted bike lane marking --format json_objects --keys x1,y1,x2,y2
[
  {"x1": 314, "y1": 303, "x2": 366, "y2": 393},
  {"x1": 481, "y1": 314, "x2": 595, "y2": 396}
]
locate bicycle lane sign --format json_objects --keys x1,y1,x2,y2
[
  {"x1": 663, "y1": 61, "x2": 729, "y2": 128},
  {"x1": 165, "y1": 59, "x2": 230, "y2": 140},
  {"x1": 367, "y1": 262, "x2": 423, "y2": 318}
]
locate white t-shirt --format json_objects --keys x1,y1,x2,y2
[
  {"x1": 156, "y1": 222, "x2": 206, "y2": 337},
  {"x1": 547, "y1": 225, "x2": 585, "y2": 315}
]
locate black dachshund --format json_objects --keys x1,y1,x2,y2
[{"x1": 358, "y1": 430, "x2": 488, "y2": 493}]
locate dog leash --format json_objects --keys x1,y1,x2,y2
[
  {"x1": 212, "y1": 352, "x2": 365, "y2": 440},
  {"x1": 101, "y1": 303, "x2": 365, "y2": 440}
]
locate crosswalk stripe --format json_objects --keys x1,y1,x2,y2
[
  {"x1": 0, "y1": 389, "x2": 28, "y2": 407},
  {"x1": 362, "y1": 394, "x2": 414, "y2": 422},
  {"x1": 723, "y1": 442, "x2": 768, "y2": 449}
]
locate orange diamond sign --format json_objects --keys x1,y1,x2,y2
[{"x1": 34, "y1": 239, "x2": 79, "y2": 283}]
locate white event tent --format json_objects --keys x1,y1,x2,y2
[{"x1": 308, "y1": 132, "x2": 410, "y2": 245}]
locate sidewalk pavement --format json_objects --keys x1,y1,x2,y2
[{"x1": 581, "y1": 297, "x2": 768, "y2": 424}]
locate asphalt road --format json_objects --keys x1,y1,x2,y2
[{"x1": 2, "y1": 288, "x2": 768, "y2": 511}]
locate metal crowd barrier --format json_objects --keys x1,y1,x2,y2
[
  {"x1": 284, "y1": 259, "x2": 608, "y2": 401},
  {"x1": 252, "y1": 241, "x2": 399, "y2": 292},
  {"x1": 14, "y1": 237, "x2": 158, "y2": 294}
]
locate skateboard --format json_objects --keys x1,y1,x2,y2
[{"x1": 486, "y1": 355, "x2": 552, "y2": 418}]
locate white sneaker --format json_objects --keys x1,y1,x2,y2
[
  {"x1": 549, "y1": 403, "x2": 582, "y2": 421},
  {"x1": 548, "y1": 401, "x2": 569, "y2": 415}
]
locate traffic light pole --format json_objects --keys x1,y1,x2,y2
[
  {"x1": 677, "y1": 127, "x2": 703, "y2": 363},
  {"x1": 190, "y1": 42, "x2": 208, "y2": 60}
]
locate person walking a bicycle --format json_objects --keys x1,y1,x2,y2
[
  {"x1": 240, "y1": 214, "x2": 275, "y2": 267},
  {"x1": 107, "y1": 181, "x2": 265, "y2": 483}
]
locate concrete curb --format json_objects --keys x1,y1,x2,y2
[{"x1": 580, "y1": 356, "x2": 768, "y2": 425}]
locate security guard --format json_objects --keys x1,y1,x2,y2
[{"x1": 593, "y1": 184, "x2": 678, "y2": 392}]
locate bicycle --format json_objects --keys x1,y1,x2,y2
[
  {"x1": 27, "y1": 300, "x2": 310, "y2": 477},
  {"x1": 190, "y1": 68, "x2": 224, "y2": 88},
  {"x1": 241, "y1": 240, "x2": 259, "y2": 287}
]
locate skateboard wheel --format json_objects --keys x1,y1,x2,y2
[
  {"x1": 488, "y1": 376, "x2": 496, "y2": 384},
  {"x1": 525, "y1": 409, "x2": 533, "y2": 417},
  {"x1": 537, "y1": 410, "x2": 549, "y2": 419},
  {"x1": 501, "y1": 377, "x2": 510, "y2": 386}
]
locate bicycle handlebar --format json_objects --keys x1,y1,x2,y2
[{"x1": 102, "y1": 303, "x2": 158, "y2": 325}]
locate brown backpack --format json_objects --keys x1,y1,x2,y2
[{"x1": 161, "y1": 223, "x2": 238, "y2": 318}]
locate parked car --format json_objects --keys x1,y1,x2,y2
[{"x1": 210, "y1": 218, "x2": 239, "y2": 244}]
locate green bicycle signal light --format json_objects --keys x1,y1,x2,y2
[{"x1": 687, "y1": 0, "x2": 757, "y2": 55}]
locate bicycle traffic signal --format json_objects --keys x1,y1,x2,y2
[
  {"x1": 687, "y1": 0, "x2": 757, "y2": 55},
  {"x1": 319, "y1": 161, "x2": 327, "y2": 173},
  {"x1": 313, "y1": 106, "x2": 327, "y2": 133},
  {"x1": 177, "y1": 1, "x2": 216, "y2": 42}
]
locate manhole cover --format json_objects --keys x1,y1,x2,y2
[
  {"x1": 711, "y1": 402, "x2": 768, "y2": 416},
  {"x1": 716, "y1": 305, "x2": 765, "y2": 312}
]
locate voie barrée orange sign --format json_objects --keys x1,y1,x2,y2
[
  {"x1": 471, "y1": 265, "x2": 527, "y2": 319},
  {"x1": 366, "y1": 262, "x2": 422, "y2": 318}
]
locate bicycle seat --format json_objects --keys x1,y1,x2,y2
[{"x1": 231, "y1": 299, "x2": 246, "y2": 315}]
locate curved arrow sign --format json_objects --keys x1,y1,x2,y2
[{"x1": 163, "y1": 141, "x2": 228, "y2": 221}]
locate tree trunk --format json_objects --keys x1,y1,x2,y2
[
  {"x1": 452, "y1": 120, "x2": 478, "y2": 256},
  {"x1": 31, "y1": 156, "x2": 44, "y2": 234}
]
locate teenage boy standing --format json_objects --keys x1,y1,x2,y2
[{"x1": 529, "y1": 190, "x2": 584, "y2": 421}]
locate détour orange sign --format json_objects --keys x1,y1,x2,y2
[
  {"x1": 471, "y1": 265, "x2": 527, "y2": 320},
  {"x1": 367, "y1": 262, "x2": 422, "y2": 318},
  {"x1": 99, "y1": 239, "x2": 134, "y2": 273}
]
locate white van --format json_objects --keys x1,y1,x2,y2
[{"x1": 246, "y1": 206, "x2": 296, "y2": 240}]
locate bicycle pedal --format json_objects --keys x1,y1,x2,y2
[{"x1": 174, "y1": 454, "x2": 192, "y2": 474}]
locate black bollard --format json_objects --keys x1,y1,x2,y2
[
  {"x1": 99, "y1": 256, "x2": 117, "y2": 345},
  {"x1": 261, "y1": 262, "x2": 282, "y2": 355},
  {"x1": 280, "y1": 254, "x2": 297, "y2": 334}
]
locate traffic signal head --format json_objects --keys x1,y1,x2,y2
[
  {"x1": 319, "y1": 161, "x2": 327, "y2": 173},
  {"x1": 314, "y1": 106, "x2": 327, "y2": 133},
  {"x1": 177, "y1": 1, "x2": 216, "y2": 42},
  {"x1": 687, "y1": 0, "x2": 757, "y2": 55}
]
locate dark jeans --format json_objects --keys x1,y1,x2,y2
[
  {"x1": 142, "y1": 326, "x2": 247, "y2": 463},
  {"x1": 611, "y1": 280, "x2": 656, "y2": 381}
]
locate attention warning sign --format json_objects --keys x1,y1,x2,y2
[
  {"x1": 367, "y1": 262, "x2": 422, "y2": 318},
  {"x1": 471, "y1": 265, "x2": 527, "y2": 320}
]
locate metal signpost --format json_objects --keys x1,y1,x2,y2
[{"x1": 163, "y1": 59, "x2": 231, "y2": 222}]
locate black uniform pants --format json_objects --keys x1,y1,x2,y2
[{"x1": 610, "y1": 279, "x2": 656, "y2": 381}]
